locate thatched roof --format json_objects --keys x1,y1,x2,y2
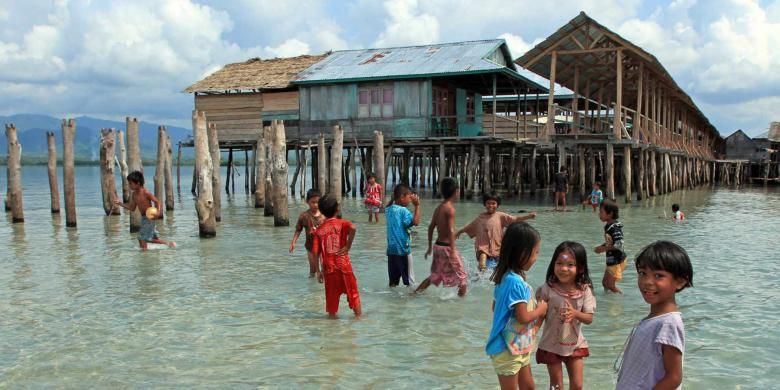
[{"x1": 185, "y1": 54, "x2": 329, "y2": 93}]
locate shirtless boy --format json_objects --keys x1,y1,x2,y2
[{"x1": 114, "y1": 171, "x2": 176, "y2": 249}]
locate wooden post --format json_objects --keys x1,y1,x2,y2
[
  {"x1": 373, "y1": 131, "x2": 385, "y2": 201},
  {"x1": 154, "y1": 126, "x2": 167, "y2": 219},
  {"x1": 623, "y1": 146, "x2": 632, "y2": 203},
  {"x1": 637, "y1": 149, "x2": 646, "y2": 200},
  {"x1": 483, "y1": 144, "x2": 491, "y2": 193},
  {"x1": 557, "y1": 143, "x2": 566, "y2": 171},
  {"x1": 606, "y1": 143, "x2": 615, "y2": 200},
  {"x1": 254, "y1": 137, "x2": 265, "y2": 208},
  {"x1": 615, "y1": 49, "x2": 623, "y2": 139},
  {"x1": 192, "y1": 110, "x2": 216, "y2": 237},
  {"x1": 650, "y1": 150, "x2": 657, "y2": 196},
  {"x1": 264, "y1": 126, "x2": 274, "y2": 215},
  {"x1": 588, "y1": 148, "x2": 596, "y2": 188},
  {"x1": 546, "y1": 51, "x2": 557, "y2": 142},
  {"x1": 318, "y1": 133, "x2": 327, "y2": 192},
  {"x1": 126, "y1": 117, "x2": 142, "y2": 232},
  {"x1": 117, "y1": 130, "x2": 129, "y2": 203},
  {"x1": 99, "y1": 128, "x2": 120, "y2": 216},
  {"x1": 251, "y1": 144, "x2": 257, "y2": 194},
  {"x1": 578, "y1": 146, "x2": 586, "y2": 199},
  {"x1": 5, "y1": 124, "x2": 23, "y2": 222},
  {"x1": 176, "y1": 142, "x2": 182, "y2": 193},
  {"x1": 351, "y1": 145, "x2": 358, "y2": 197},
  {"x1": 225, "y1": 148, "x2": 232, "y2": 195},
  {"x1": 164, "y1": 135, "x2": 174, "y2": 211},
  {"x1": 439, "y1": 142, "x2": 446, "y2": 193},
  {"x1": 207, "y1": 123, "x2": 221, "y2": 222},
  {"x1": 244, "y1": 150, "x2": 250, "y2": 194},
  {"x1": 302, "y1": 142, "x2": 309, "y2": 197},
  {"x1": 47, "y1": 131, "x2": 60, "y2": 213},
  {"x1": 330, "y1": 125, "x2": 343, "y2": 201},
  {"x1": 466, "y1": 144, "x2": 476, "y2": 198},
  {"x1": 272, "y1": 120, "x2": 289, "y2": 226},
  {"x1": 290, "y1": 146, "x2": 301, "y2": 197},
  {"x1": 530, "y1": 146, "x2": 538, "y2": 196}
]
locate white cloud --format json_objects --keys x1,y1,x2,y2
[
  {"x1": 263, "y1": 39, "x2": 310, "y2": 58},
  {"x1": 373, "y1": 0, "x2": 440, "y2": 47},
  {"x1": 498, "y1": 33, "x2": 532, "y2": 59}
]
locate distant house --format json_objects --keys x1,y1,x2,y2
[
  {"x1": 291, "y1": 40, "x2": 546, "y2": 140},
  {"x1": 725, "y1": 129, "x2": 770, "y2": 162}
]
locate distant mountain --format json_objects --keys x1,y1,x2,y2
[{"x1": 0, "y1": 114, "x2": 193, "y2": 162}]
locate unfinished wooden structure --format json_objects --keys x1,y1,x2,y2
[{"x1": 5, "y1": 124, "x2": 23, "y2": 223}]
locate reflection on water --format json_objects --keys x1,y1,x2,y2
[{"x1": 0, "y1": 165, "x2": 778, "y2": 388}]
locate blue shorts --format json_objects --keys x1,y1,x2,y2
[
  {"x1": 138, "y1": 216, "x2": 159, "y2": 242},
  {"x1": 388, "y1": 254, "x2": 411, "y2": 286}
]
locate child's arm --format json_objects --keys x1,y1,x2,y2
[
  {"x1": 335, "y1": 222, "x2": 357, "y2": 256},
  {"x1": 513, "y1": 212, "x2": 536, "y2": 222},
  {"x1": 146, "y1": 190, "x2": 161, "y2": 209},
  {"x1": 114, "y1": 194, "x2": 136, "y2": 211},
  {"x1": 410, "y1": 194, "x2": 421, "y2": 226},
  {"x1": 290, "y1": 216, "x2": 304, "y2": 252},
  {"x1": 514, "y1": 299, "x2": 548, "y2": 325},
  {"x1": 654, "y1": 345, "x2": 683, "y2": 390},
  {"x1": 562, "y1": 308, "x2": 594, "y2": 325},
  {"x1": 425, "y1": 212, "x2": 436, "y2": 259}
]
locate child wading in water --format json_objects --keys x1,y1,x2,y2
[
  {"x1": 582, "y1": 182, "x2": 603, "y2": 211},
  {"x1": 594, "y1": 199, "x2": 626, "y2": 293},
  {"x1": 364, "y1": 172, "x2": 383, "y2": 223},
  {"x1": 457, "y1": 191, "x2": 536, "y2": 272},
  {"x1": 486, "y1": 222, "x2": 548, "y2": 390},
  {"x1": 415, "y1": 178, "x2": 468, "y2": 296},
  {"x1": 385, "y1": 184, "x2": 421, "y2": 287},
  {"x1": 671, "y1": 204, "x2": 685, "y2": 221},
  {"x1": 616, "y1": 241, "x2": 693, "y2": 389},
  {"x1": 311, "y1": 194, "x2": 362, "y2": 318},
  {"x1": 536, "y1": 241, "x2": 596, "y2": 390},
  {"x1": 290, "y1": 189, "x2": 325, "y2": 278},
  {"x1": 114, "y1": 171, "x2": 175, "y2": 249}
]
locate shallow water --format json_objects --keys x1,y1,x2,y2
[{"x1": 1, "y1": 166, "x2": 778, "y2": 388}]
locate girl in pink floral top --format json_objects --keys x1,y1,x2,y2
[
  {"x1": 536, "y1": 241, "x2": 596, "y2": 390},
  {"x1": 364, "y1": 173, "x2": 383, "y2": 223}
]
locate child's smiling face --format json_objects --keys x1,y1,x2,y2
[
  {"x1": 484, "y1": 200, "x2": 498, "y2": 214},
  {"x1": 554, "y1": 250, "x2": 578, "y2": 285},
  {"x1": 307, "y1": 196, "x2": 320, "y2": 212},
  {"x1": 637, "y1": 266, "x2": 687, "y2": 306}
]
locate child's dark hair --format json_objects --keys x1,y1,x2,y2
[
  {"x1": 440, "y1": 177, "x2": 458, "y2": 199},
  {"x1": 318, "y1": 194, "x2": 339, "y2": 218},
  {"x1": 672, "y1": 204, "x2": 680, "y2": 212},
  {"x1": 635, "y1": 241, "x2": 693, "y2": 292},
  {"x1": 386, "y1": 183, "x2": 411, "y2": 207},
  {"x1": 366, "y1": 172, "x2": 376, "y2": 180},
  {"x1": 491, "y1": 222, "x2": 540, "y2": 284},
  {"x1": 482, "y1": 191, "x2": 501, "y2": 206},
  {"x1": 593, "y1": 181, "x2": 601, "y2": 188},
  {"x1": 306, "y1": 188, "x2": 321, "y2": 201},
  {"x1": 545, "y1": 241, "x2": 592, "y2": 289},
  {"x1": 600, "y1": 199, "x2": 619, "y2": 219},
  {"x1": 127, "y1": 171, "x2": 144, "y2": 186}
]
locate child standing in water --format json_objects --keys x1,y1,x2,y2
[
  {"x1": 311, "y1": 194, "x2": 361, "y2": 318},
  {"x1": 594, "y1": 199, "x2": 626, "y2": 293},
  {"x1": 114, "y1": 171, "x2": 176, "y2": 249},
  {"x1": 415, "y1": 178, "x2": 468, "y2": 296},
  {"x1": 457, "y1": 191, "x2": 536, "y2": 272},
  {"x1": 290, "y1": 189, "x2": 325, "y2": 278},
  {"x1": 364, "y1": 173, "x2": 383, "y2": 223},
  {"x1": 582, "y1": 182, "x2": 603, "y2": 211},
  {"x1": 616, "y1": 241, "x2": 693, "y2": 389},
  {"x1": 385, "y1": 184, "x2": 421, "y2": 287},
  {"x1": 486, "y1": 222, "x2": 548, "y2": 390},
  {"x1": 536, "y1": 241, "x2": 596, "y2": 390},
  {"x1": 671, "y1": 204, "x2": 685, "y2": 221}
]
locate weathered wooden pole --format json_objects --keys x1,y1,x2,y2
[
  {"x1": 46, "y1": 131, "x2": 60, "y2": 213},
  {"x1": 373, "y1": 131, "x2": 385, "y2": 200},
  {"x1": 466, "y1": 144, "x2": 476, "y2": 198},
  {"x1": 272, "y1": 120, "x2": 289, "y2": 226},
  {"x1": 351, "y1": 146, "x2": 358, "y2": 197},
  {"x1": 225, "y1": 148, "x2": 233, "y2": 195},
  {"x1": 62, "y1": 119, "x2": 77, "y2": 227},
  {"x1": 650, "y1": 150, "x2": 657, "y2": 196},
  {"x1": 99, "y1": 128, "x2": 120, "y2": 216},
  {"x1": 330, "y1": 125, "x2": 343, "y2": 201},
  {"x1": 207, "y1": 123, "x2": 221, "y2": 222},
  {"x1": 5, "y1": 124, "x2": 23, "y2": 222},
  {"x1": 193, "y1": 111, "x2": 216, "y2": 237},
  {"x1": 439, "y1": 142, "x2": 447, "y2": 194},
  {"x1": 117, "y1": 130, "x2": 130, "y2": 202},
  {"x1": 637, "y1": 149, "x2": 646, "y2": 200},
  {"x1": 318, "y1": 133, "x2": 328, "y2": 192},
  {"x1": 482, "y1": 144, "x2": 491, "y2": 193},
  {"x1": 623, "y1": 146, "x2": 632, "y2": 203},
  {"x1": 254, "y1": 136, "x2": 266, "y2": 208},
  {"x1": 164, "y1": 135, "x2": 174, "y2": 211},
  {"x1": 578, "y1": 146, "x2": 586, "y2": 199},
  {"x1": 250, "y1": 144, "x2": 257, "y2": 194},
  {"x1": 244, "y1": 150, "x2": 250, "y2": 194},
  {"x1": 126, "y1": 117, "x2": 142, "y2": 232},
  {"x1": 176, "y1": 142, "x2": 182, "y2": 193},
  {"x1": 153, "y1": 126, "x2": 167, "y2": 219},
  {"x1": 606, "y1": 143, "x2": 615, "y2": 200},
  {"x1": 530, "y1": 146, "x2": 538, "y2": 196},
  {"x1": 264, "y1": 126, "x2": 274, "y2": 215}
]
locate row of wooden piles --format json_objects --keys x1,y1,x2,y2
[{"x1": 3, "y1": 118, "x2": 176, "y2": 232}]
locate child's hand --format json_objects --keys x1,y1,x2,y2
[
  {"x1": 424, "y1": 247, "x2": 432, "y2": 259},
  {"x1": 410, "y1": 194, "x2": 420, "y2": 206},
  {"x1": 113, "y1": 197, "x2": 121, "y2": 206},
  {"x1": 559, "y1": 306, "x2": 575, "y2": 323},
  {"x1": 527, "y1": 212, "x2": 537, "y2": 219},
  {"x1": 316, "y1": 271, "x2": 323, "y2": 283},
  {"x1": 289, "y1": 242, "x2": 295, "y2": 253},
  {"x1": 594, "y1": 244, "x2": 605, "y2": 253},
  {"x1": 536, "y1": 299, "x2": 548, "y2": 315},
  {"x1": 335, "y1": 246, "x2": 350, "y2": 256}
]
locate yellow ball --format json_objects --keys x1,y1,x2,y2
[{"x1": 145, "y1": 207, "x2": 159, "y2": 219}]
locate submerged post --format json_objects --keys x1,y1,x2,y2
[
  {"x1": 5, "y1": 124, "x2": 24, "y2": 223},
  {"x1": 99, "y1": 128, "x2": 120, "y2": 216},
  {"x1": 318, "y1": 133, "x2": 327, "y2": 192},
  {"x1": 254, "y1": 136, "x2": 265, "y2": 208},
  {"x1": 606, "y1": 143, "x2": 615, "y2": 200},
  {"x1": 164, "y1": 135, "x2": 174, "y2": 211},
  {"x1": 207, "y1": 123, "x2": 221, "y2": 222},
  {"x1": 623, "y1": 146, "x2": 632, "y2": 203},
  {"x1": 272, "y1": 120, "x2": 289, "y2": 226},
  {"x1": 373, "y1": 131, "x2": 385, "y2": 201},
  {"x1": 46, "y1": 131, "x2": 60, "y2": 213},
  {"x1": 117, "y1": 130, "x2": 129, "y2": 203},
  {"x1": 62, "y1": 119, "x2": 77, "y2": 227},
  {"x1": 330, "y1": 125, "x2": 343, "y2": 202},
  {"x1": 154, "y1": 126, "x2": 167, "y2": 219},
  {"x1": 193, "y1": 110, "x2": 216, "y2": 237},
  {"x1": 176, "y1": 141, "x2": 182, "y2": 193},
  {"x1": 126, "y1": 117, "x2": 142, "y2": 232},
  {"x1": 264, "y1": 126, "x2": 274, "y2": 215}
]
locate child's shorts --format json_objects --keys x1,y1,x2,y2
[
  {"x1": 606, "y1": 259, "x2": 627, "y2": 281},
  {"x1": 490, "y1": 350, "x2": 531, "y2": 376},
  {"x1": 365, "y1": 204, "x2": 380, "y2": 213},
  {"x1": 536, "y1": 348, "x2": 590, "y2": 365}
]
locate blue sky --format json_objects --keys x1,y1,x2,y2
[{"x1": 0, "y1": 0, "x2": 778, "y2": 137}]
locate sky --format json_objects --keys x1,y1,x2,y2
[{"x1": 0, "y1": 0, "x2": 778, "y2": 137}]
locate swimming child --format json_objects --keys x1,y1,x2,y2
[
  {"x1": 457, "y1": 191, "x2": 536, "y2": 272},
  {"x1": 536, "y1": 241, "x2": 596, "y2": 390},
  {"x1": 554, "y1": 167, "x2": 569, "y2": 211},
  {"x1": 114, "y1": 171, "x2": 175, "y2": 249},
  {"x1": 671, "y1": 204, "x2": 685, "y2": 221},
  {"x1": 485, "y1": 222, "x2": 548, "y2": 390},
  {"x1": 415, "y1": 177, "x2": 468, "y2": 296},
  {"x1": 311, "y1": 194, "x2": 361, "y2": 318},
  {"x1": 582, "y1": 182, "x2": 604, "y2": 211},
  {"x1": 615, "y1": 241, "x2": 693, "y2": 389},
  {"x1": 385, "y1": 183, "x2": 421, "y2": 287},
  {"x1": 364, "y1": 172, "x2": 383, "y2": 223},
  {"x1": 594, "y1": 199, "x2": 626, "y2": 294},
  {"x1": 290, "y1": 189, "x2": 326, "y2": 278}
]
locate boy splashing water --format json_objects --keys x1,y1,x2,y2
[{"x1": 115, "y1": 171, "x2": 175, "y2": 249}]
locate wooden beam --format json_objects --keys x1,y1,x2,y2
[
  {"x1": 614, "y1": 49, "x2": 623, "y2": 139},
  {"x1": 546, "y1": 51, "x2": 557, "y2": 142}
]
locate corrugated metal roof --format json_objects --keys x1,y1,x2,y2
[{"x1": 293, "y1": 40, "x2": 517, "y2": 84}]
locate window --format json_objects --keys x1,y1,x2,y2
[
  {"x1": 433, "y1": 87, "x2": 453, "y2": 117},
  {"x1": 358, "y1": 85, "x2": 393, "y2": 118}
]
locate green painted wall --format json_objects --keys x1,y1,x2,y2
[{"x1": 457, "y1": 88, "x2": 481, "y2": 137}]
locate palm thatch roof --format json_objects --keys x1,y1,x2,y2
[{"x1": 185, "y1": 54, "x2": 329, "y2": 93}]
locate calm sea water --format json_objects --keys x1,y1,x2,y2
[{"x1": 1, "y1": 166, "x2": 778, "y2": 389}]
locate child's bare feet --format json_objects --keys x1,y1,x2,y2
[
  {"x1": 167, "y1": 241, "x2": 177, "y2": 248},
  {"x1": 353, "y1": 306, "x2": 362, "y2": 317}
]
